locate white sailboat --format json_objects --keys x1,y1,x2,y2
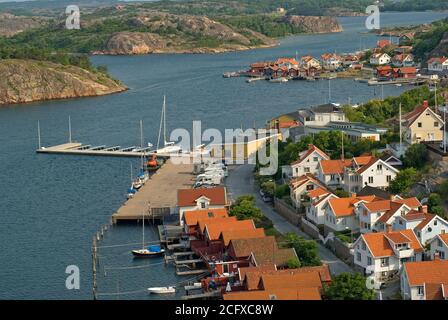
[
  {"x1": 147, "y1": 286, "x2": 176, "y2": 294},
  {"x1": 155, "y1": 95, "x2": 182, "y2": 154},
  {"x1": 132, "y1": 207, "x2": 165, "y2": 258}
]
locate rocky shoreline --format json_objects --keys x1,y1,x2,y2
[{"x1": 0, "y1": 59, "x2": 127, "y2": 106}]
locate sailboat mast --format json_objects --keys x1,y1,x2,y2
[
  {"x1": 163, "y1": 95, "x2": 167, "y2": 145},
  {"x1": 156, "y1": 97, "x2": 164, "y2": 150},
  {"x1": 142, "y1": 208, "x2": 145, "y2": 249},
  {"x1": 399, "y1": 103, "x2": 402, "y2": 150}
]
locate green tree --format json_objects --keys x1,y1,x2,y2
[
  {"x1": 325, "y1": 273, "x2": 376, "y2": 300},
  {"x1": 284, "y1": 233, "x2": 321, "y2": 267},
  {"x1": 275, "y1": 184, "x2": 290, "y2": 199},
  {"x1": 427, "y1": 193, "x2": 446, "y2": 218},
  {"x1": 403, "y1": 143, "x2": 428, "y2": 169},
  {"x1": 286, "y1": 258, "x2": 301, "y2": 269},
  {"x1": 261, "y1": 181, "x2": 276, "y2": 198},
  {"x1": 388, "y1": 168, "x2": 419, "y2": 195},
  {"x1": 229, "y1": 195, "x2": 264, "y2": 223}
]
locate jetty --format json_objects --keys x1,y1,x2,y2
[
  {"x1": 36, "y1": 142, "x2": 172, "y2": 158},
  {"x1": 112, "y1": 159, "x2": 195, "y2": 223}
]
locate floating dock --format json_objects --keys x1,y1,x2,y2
[
  {"x1": 181, "y1": 290, "x2": 221, "y2": 300},
  {"x1": 36, "y1": 142, "x2": 172, "y2": 158},
  {"x1": 112, "y1": 159, "x2": 195, "y2": 223}
]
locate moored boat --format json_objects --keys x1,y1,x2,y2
[
  {"x1": 132, "y1": 245, "x2": 166, "y2": 258},
  {"x1": 147, "y1": 286, "x2": 176, "y2": 294}
]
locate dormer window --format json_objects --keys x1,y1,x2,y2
[{"x1": 200, "y1": 202, "x2": 206, "y2": 209}]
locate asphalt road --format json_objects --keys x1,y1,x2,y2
[{"x1": 225, "y1": 164, "x2": 354, "y2": 276}]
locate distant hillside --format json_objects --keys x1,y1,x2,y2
[
  {"x1": 0, "y1": 59, "x2": 127, "y2": 105},
  {"x1": 0, "y1": 13, "x2": 46, "y2": 36},
  {"x1": 413, "y1": 18, "x2": 448, "y2": 61}
]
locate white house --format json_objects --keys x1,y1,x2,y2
[
  {"x1": 177, "y1": 187, "x2": 229, "y2": 224},
  {"x1": 320, "y1": 53, "x2": 341, "y2": 70},
  {"x1": 289, "y1": 174, "x2": 327, "y2": 209},
  {"x1": 427, "y1": 57, "x2": 448, "y2": 73},
  {"x1": 323, "y1": 195, "x2": 377, "y2": 233},
  {"x1": 344, "y1": 157, "x2": 399, "y2": 193},
  {"x1": 401, "y1": 258, "x2": 448, "y2": 300},
  {"x1": 297, "y1": 103, "x2": 346, "y2": 127},
  {"x1": 304, "y1": 188, "x2": 338, "y2": 226},
  {"x1": 290, "y1": 144, "x2": 330, "y2": 178},
  {"x1": 354, "y1": 229, "x2": 424, "y2": 284},
  {"x1": 411, "y1": 214, "x2": 448, "y2": 245},
  {"x1": 428, "y1": 233, "x2": 448, "y2": 260},
  {"x1": 317, "y1": 159, "x2": 351, "y2": 188},
  {"x1": 392, "y1": 54, "x2": 414, "y2": 67},
  {"x1": 301, "y1": 55, "x2": 321, "y2": 70},
  {"x1": 370, "y1": 53, "x2": 391, "y2": 65},
  {"x1": 359, "y1": 197, "x2": 421, "y2": 233}
]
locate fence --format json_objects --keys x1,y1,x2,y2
[{"x1": 274, "y1": 198, "x2": 301, "y2": 226}]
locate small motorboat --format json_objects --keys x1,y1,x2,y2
[
  {"x1": 132, "y1": 245, "x2": 165, "y2": 258},
  {"x1": 269, "y1": 77, "x2": 288, "y2": 83},
  {"x1": 147, "y1": 286, "x2": 176, "y2": 294}
]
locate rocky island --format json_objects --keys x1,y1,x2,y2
[{"x1": 0, "y1": 59, "x2": 127, "y2": 105}]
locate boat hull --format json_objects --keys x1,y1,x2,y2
[{"x1": 132, "y1": 249, "x2": 165, "y2": 258}]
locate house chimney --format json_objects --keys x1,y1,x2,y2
[
  {"x1": 351, "y1": 192, "x2": 357, "y2": 198},
  {"x1": 386, "y1": 224, "x2": 393, "y2": 233},
  {"x1": 434, "y1": 252, "x2": 440, "y2": 261},
  {"x1": 423, "y1": 100, "x2": 429, "y2": 108},
  {"x1": 419, "y1": 205, "x2": 428, "y2": 214}
]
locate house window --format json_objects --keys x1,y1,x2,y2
[
  {"x1": 313, "y1": 157, "x2": 318, "y2": 162},
  {"x1": 438, "y1": 239, "x2": 443, "y2": 247},
  {"x1": 380, "y1": 257, "x2": 389, "y2": 267},
  {"x1": 368, "y1": 177, "x2": 374, "y2": 184},
  {"x1": 356, "y1": 252, "x2": 361, "y2": 261},
  {"x1": 418, "y1": 122, "x2": 422, "y2": 128},
  {"x1": 200, "y1": 202, "x2": 206, "y2": 209},
  {"x1": 367, "y1": 257, "x2": 372, "y2": 265},
  {"x1": 417, "y1": 286, "x2": 424, "y2": 296},
  {"x1": 377, "y1": 164, "x2": 383, "y2": 171},
  {"x1": 362, "y1": 242, "x2": 366, "y2": 250},
  {"x1": 434, "y1": 122, "x2": 439, "y2": 127},
  {"x1": 304, "y1": 167, "x2": 310, "y2": 173},
  {"x1": 434, "y1": 220, "x2": 438, "y2": 226},
  {"x1": 387, "y1": 175, "x2": 392, "y2": 182}
]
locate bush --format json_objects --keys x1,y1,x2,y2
[
  {"x1": 325, "y1": 273, "x2": 376, "y2": 300},
  {"x1": 388, "y1": 168, "x2": 419, "y2": 195},
  {"x1": 275, "y1": 184, "x2": 290, "y2": 198},
  {"x1": 284, "y1": 233, "x2": 321, "y2": 267},
  {"x1": 403, "y1": 143, "x2": 428, "y2": 169}
]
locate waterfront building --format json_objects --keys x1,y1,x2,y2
[
  {"x1": 370, "y1": 53, "x2": 391, "y2": 65},
  {"x1": 403, "y1": 101, "x2": 444, "y2": 144},
  {"x1": 320, "y1": 53, "x2": 342, "y2": 70},
  {"x1": 398, "y1": 33, "x2": 415, "y2": 46},
  {"x1": 182, "y1": 208, "x2": 229, "y2": 237},
  {"x1": 377, "y1": 39, "x2": 392, "y2": 49},
  {"x1": 354, "y1": 229, "x2": 424, "y2": 284},
  {"x1": 297, "y1": 103, "x2": 346, "y2": 127},
  {"x1": 300, "y1": 55, "x2": 321, "y2": 70},
  {"x1": 303, "y1": 121, "x2": 385, "y2": 142},
  {"x1": 392, "y1": 54, "x2": 414, "y2": 67},
  {"x1": 401, "y1": 258, "x2": 448, "y2": 300},
  {"x1": 177, "y1": 187, "x2": 229, "y2": 224},
  {"x1": 427, "y1": 57, "x2": 448, "y2": 73}
]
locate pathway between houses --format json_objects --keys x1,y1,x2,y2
[{"x1": 225, "y1": 164, "x2": 354, "y2": 276}]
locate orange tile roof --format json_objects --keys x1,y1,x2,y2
[
  {"x1": 353, "y1": 156, "x2": 374, "y2": 166},
  {"x1": 385, "y1": 232, "x2": 412, "y2": 244},
  {"x1": 259, "y1": 272, "x2": 323, "y2": 291},
  {"x1": 289, "y1": 174, "x2": 325, "y2": 190},
  {"x1": 362, "y1": 229, "x2": 423, "y2": 258},
  {"x1": 198, "y1": 216, "x2": 237, "y2": 234},
  {"x1": 276, "y1": 57, "x2": 299, "y2": 65},
  {"x1": 328, "y1": 196, "x2": 376, "y2": 217},
  {"x1": 205, "y1": 219, "x2": 255, "y2": 241},
  {"x1": 364, "y1": 197, "x2": 421, "y2": 224},
  {"x1": 319, "y1": 159, "x2": 351, "y2": 175},
  {"x1": 183, "y1": 208, "x2": 228, "y2": 226},
  {"x1": 220, "y1": 228, "x2": 265, "y2": 246},
  {"x1": 241, "y1": 265, "x2": 331, "y2": 291},
  {"x1": 291, "y1": 144, "x2": 329, "y2": 166},
  {"x1": 178, "y1": 187, "x2": 227, "y2": 207},
  {"x1": 424, "y1": 283, "x2": 446, "y2": 300},
  {"x1": 396, "y1": 197, "x2": 421, "y2": 208},
  {"x1": 356, "y1": 157, "x2": 381, "y2": 174},
  {"x1": 403, "y1": 260, "x2": 448, "y2": 287},
  {"x1": 438, "y1": 234, "x2": 448, "y2": 246},
  {"x1": 223, "y1": 288, "x2": 321, "y2": 300},
  {"x1": 377, "y1": 39, "x2": 392, "y2": 48},
  {"x1": 307, "y1": 187, "x2": 329, "y2": 199}
]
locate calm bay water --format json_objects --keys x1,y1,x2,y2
[{"x1": 0, "y1": 12, "x2": 446, "y2": 299}]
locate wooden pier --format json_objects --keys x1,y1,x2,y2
[
  {"x1": 112, "y1": 159, "x2": 195, "y2": 223},
  {"x1": 36, "y1": 142, "x2": 172, "y2": 158},
  {"x1": 181, "y1": 290, "x2": 221, "y2": 300}
]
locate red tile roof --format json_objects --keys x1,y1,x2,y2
[
  {"x1": 361, "y1": 229, "x2": 423, "y2": 258},
  {"x1": 183, "y1": 208, "x2": 228, "y2": 226},
  {"x1": 438, "y1": 234, "x2": 448, "y2": 246},
  {"x1": 328, "y1": 196, "x2": 376, "y2": 217},
  {"x1": 306, "y1": 187, "x2": 330, "y2": 199},
  {"x1": 377, "y1": 39, "x2": 392, "y2": 48},
  {"x1": 259, "y1": 272, "x2": 323, "y2": 291},
  {"x1": 177, "y1": 187, "x2": 227, "y2": 207},
  {"x1": 415, "y1": 214, "x2": 437, "y2": 231},
  {"x1": 205, "y1": 219, "x2": 256, "y2": 241},
  {"x1": 289, "y1": 174, "x2": 325, "y2": 190},
  {"x1": 403, "y1": 260, "x2": 448, "y2": 287},
  {"x1": 319, "y1": 159, "x2": 351, "y2": 175},
  {"x1": 223, "y1": 288, "x2": 321, "y2": 300},
  {"x1": 198, "y1": 216, "x2": 237, "y2": 234},
  {"x1": 220, "y1": 228, "x2": 265, "y2": 246}
]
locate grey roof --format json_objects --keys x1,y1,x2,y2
[
  {"x1": 357, "y1": 186, "x2": 391, "y2": 200},
  {"x1": 310, "y1": 103, "x2": 343, "y2": 113}
]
